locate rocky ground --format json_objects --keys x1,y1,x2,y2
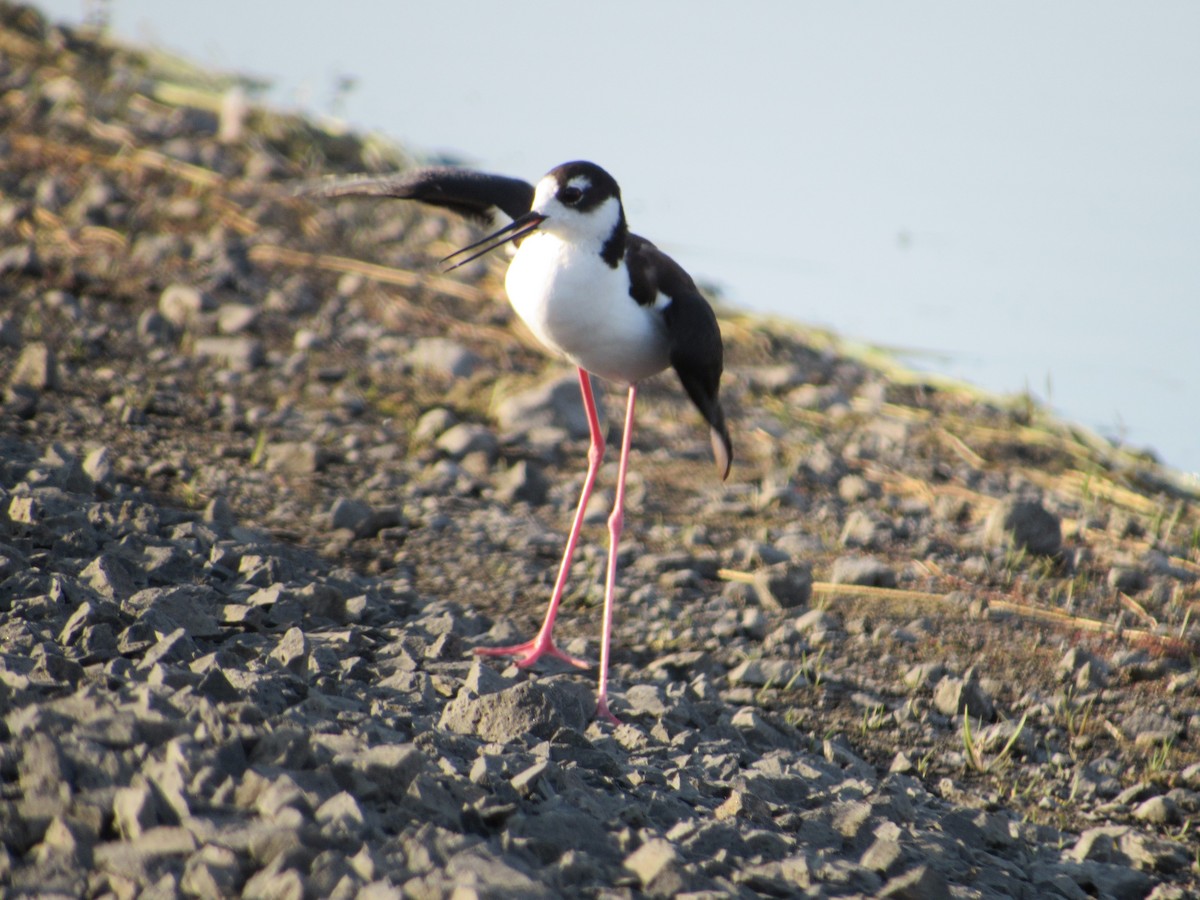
[{"x1": 2, "y1": 4, "x2": 1199, "y2": 897}]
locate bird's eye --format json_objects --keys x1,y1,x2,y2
[{"x1": 559, "y1": 186, "x2": 583, "y2": 205}]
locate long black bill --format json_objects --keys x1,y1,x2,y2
[{"x1": 441, "y1": 210, "x2": 546, "y2": 271}]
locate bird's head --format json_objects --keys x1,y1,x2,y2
[
  {"x1": 444, "y1": 161, "x2": 625, "y2": 270},
  {"x1": 529, "y1": 161, "x2": 625, "y2": 244}
]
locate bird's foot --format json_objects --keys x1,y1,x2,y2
[
  {"x1": 474, "y1": 637, "x2": 590, "y2": 670},
  {"x1": 594, "y1": 696, "x2": 622, "y2": 726}
]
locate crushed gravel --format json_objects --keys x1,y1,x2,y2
[{"x1": 1, "y1": 4, "x2": 1199, "y2": 897}]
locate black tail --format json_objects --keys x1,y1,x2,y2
[{"x1": 662, "y1": 292, "x2": 733, "y2": 480}]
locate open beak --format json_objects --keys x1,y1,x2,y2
[{"x1": 442, "y1": 210, "x2": 546, "y2": 271}]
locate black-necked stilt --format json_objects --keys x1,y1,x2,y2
[{"x1": 310, "y1": 161, "x2": 732, "y2": 723}]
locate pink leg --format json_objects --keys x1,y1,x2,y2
[
  {"x1": 594, "y1": 384, "x2": 637, "y2": 725},
  {"x1": 475, "y1": 368, "x2": 602, "y2": 670}
]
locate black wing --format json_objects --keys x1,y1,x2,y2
[
  {"x1": 628, "y1": 235, "x2": 733, "y2": 480},
  {"x1": 299, "y1": 167, "x2": 535, "y2": 226}
]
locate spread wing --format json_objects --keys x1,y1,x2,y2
[{"x1": 298, "y1": 167, "x2": 535, "y2": 227}]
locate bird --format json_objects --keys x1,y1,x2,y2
[{"x1": 306, "y1": 160, "x2": 732, "y2": 723}]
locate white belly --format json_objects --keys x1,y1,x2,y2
[{"x1": 505, "y1": 232, "x2": 669, "y2": 385}]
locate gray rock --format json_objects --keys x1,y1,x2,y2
[
  {"x1": 142, "y1": 543, "x2": 194, "y2": 583},
  {"x1": 203, "y1": 496, "x2": 236, "y2": 533},
  {"x1": 138, "y1": 627, "x2": 198, "y2": 669},
  {"x1": 442, "y1": 847, "x2": 556, "y2": 899},
  {"x1": 743, "y1": 364, "x2": 809, "y2": 392},
  {"x1": 217, "y1": 303, "x2": 259, "y2": 334},
  {"x1": 933, "y1": 675, "x2": 995, "y2": 721},
  {"x1": 889, "y1": 753, "x2": 915, "y2": 774},
  {"x1": 510, "y1": 759, "x2": 554, "y2": 798},
  {"x1": 794, "y1": 608, "x2": 843, "y2": 643},
  {"x1": 492, "y1": 371, "x2": 597, "y2": 439},
  {"x1": 18, "y1": 731, "x2": 73, "y2": 805},
  {"x1": 192, "y1": 336, "x2": 265, "y2": 370},
  {"x1": 58, "y1": 599, "x2": 115, "y2": 646},
  {"x1": 753, "y1": 562, "x2": 813, "y2": 610},
  {"x1": 349, "y1": 745, "x2": 427, "y2": 802},
  {"x1": 823, "y1": 738, "x2": 875, "y2": 779},
  {"x1": 0, "y1": 312, "x2": 21, "y2": 348},
  {"x1": 1107, "y1": 565, "x2": 1148, "y2": 593},
  {"x1": 879, "y1": 864, "x2": 951, "y2": 899},
  {"x1": 903, "y1": 662, "x2": 947, "y2": 691},
  {"x1": 1119, "y1": 829, "x2": 1191, "y2": 873},
  {"x1": 831, "y1": 798, "x2": 874, "y2": 840},
  {"x1": 435, "y1": 423, "x2": 499, "y2": 461},
  {"x1": 861, "y1": 837, "x2": 904, "y2": 874},
  {"x1": 32, "y1": 814, "x2": 88, "y2": 869},
  {"x1": 113, "y1": 781, "x2": 159, "y2": 840},
  {"x1": 76, "y1": 621, "x2": 118, "y2": 662},
  {"x1": 6, "y1": 493, "x2": 38, "y2": 526},
  {"x1": 1122, "y1": 709, "x2": 1183, "y2": 746},
  {"x1": 462, "y1": 658, "x2": 513, "y2": 697},
  {"x1": 242, "y1": 861, "x2": 306, "y2": 900},
  {"x1": 315, "y1": 791, "x2": 367, "y2": 836},
  {"x1": 731, "y1": 706, "x2": 790, "y2": 749},
  {"x1": 831, "y1": 555, "x2": 897, "y2": 587},
  {"x1": 81, "y1": 553, "x2": 139, "y2": 601},
  {"x1": 728, "y1": 658, "x2": 803, "y2": 688},
  {"x1": 137, "y1": 309, "x2": 175, "y2": 345},
  {"x1": 439, "y1": 680, "x2": 590, "y2": 741},
  {"x1": 181, "y1": 844, "x2": 243, "y2": 898},
  {"x1": 412, "y1": 407, "x2": 458, "y2": 445},
  {"x1": 158, "y1": 283, "x2": 213, "y2": 327},
  {"x1": 265, "y1": 441, "x2": 327, "y2": 475},
  {"x1": 838, "y1": 473, "x2": 878, "y2": 503},
  {"x1": 292, "y1": 328, "x2": 323, "y2": 350},
  {"x1": 197, "y1": 667, "x2": 241, "y2": 703},
  {"x1": 1057, "y1": 646, "x2": 1110, "y2": 689},
  {"x1": 90, "y1": 827, "x2": 198, "y2": 889},
  {"x1": 1133, "y1": 795, "x2": 1180, "y2": 826},
  {"x1": 624, "y1": 838, "x2": 685, "y2": 897},
  {"x1": 271, "y1": 627, "x2": 309, "y2": 675},
  {"x1": 840, "y1": 509, "x2": 893, "y2": 549},
  {"x1": 408, "y1": 337, "x2": 482, "y2": 379},
  {"x1": 308, "y1": 850, "x2": 360, "y2": 899},
  {"x1": 984, "y1": 497, "x2": 1062, "y2": 556},
  {"x1": 0, "y1": 241, "x2": 39, "y2": 275},
  {"x1": 41, "y1": 444, "x2": 91, "y2": 492},
  {"x1": 328, "y1": 497, "x2": 372, "y2": 535},
  {"x1": 8, "y1": 342, "x2": 60, "y2": 392},
  {"x1": 800, "y1": 442, "x2": 847, "y2": 485},
  {"x1": 623, "y1": 683, "x2": 670, "y2": 717},
  {"x1": 932, "y1": 494, "x2": 972, "y2": 525},
  {"x1": 329, "y1": 500, "x2": 403, "y2": 540},
  {"x1": 975, "y1": 718, "x2": 1035, "y2": 758},
  {"x1": 30, "y1": 645, "x2": 85, "y2": 686},
  {"x1": 495, "y1": 460, "x2": 550, "y2": 505},
  {"x1": 82, "y1": 447, "x2": 113, "y2": 486},
  {"x1": 124, "y1": 586, "x2": 221, "y2": 637}
]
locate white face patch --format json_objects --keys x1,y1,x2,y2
[
  {"x1": 529, "y1": 171, "x2": 621, "y2": 247},
  {"x1": 531, "y1": 175, "x2": 558, "y2": 211}
]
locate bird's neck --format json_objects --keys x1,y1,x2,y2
[{"x1": 599, "y1": 212, "x2": 628, "y2": 269}]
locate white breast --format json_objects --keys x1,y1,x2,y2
[{"x1": 505, "y1": 231, "x2": 670, "y2": 386}]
